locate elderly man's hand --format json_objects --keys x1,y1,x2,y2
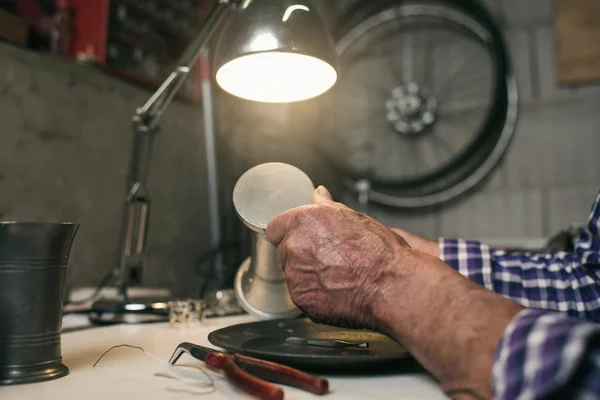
[
  {"x1": 267, "y1": 186, "x2": 524, "y2": 399},
  {"x1": 265, "y1": 186, "x2": 412, "y2": 330}
]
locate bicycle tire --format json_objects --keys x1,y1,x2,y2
[{"x1": 321, "y1": 0, "x2": 518, "y2": 208}]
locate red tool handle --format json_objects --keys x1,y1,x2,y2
[
  {"x1": 233, "y1": 354, "x2": 329, "y2": 395},
  {"x1": 205, "y1": 352, "x2": 284, "y2": 400}
]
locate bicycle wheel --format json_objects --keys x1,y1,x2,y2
[{"x1": 319, "y1": 0, "x2": 518, "y2": 208}]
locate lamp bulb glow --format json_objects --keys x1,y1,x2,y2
[{"x1": 216, "y1": 52, "x2": 338, "y2": 103}]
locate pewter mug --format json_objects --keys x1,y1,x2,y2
[{"x1": 0, "y1": 222, "x2": 78, "y2": 385}]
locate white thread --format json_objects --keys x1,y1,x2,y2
[{"x1": 93, "y1": 344, "x2": 217, "y2": 395}]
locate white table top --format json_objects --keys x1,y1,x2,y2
[{"x1": 0, "y1": 315, "x2": 447, "y2": 400}]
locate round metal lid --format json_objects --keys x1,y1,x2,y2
[{"x1": 233, "y1": 163, "x2": 315, "y2": 232}]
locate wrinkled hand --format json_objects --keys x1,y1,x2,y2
[
  {"x1": 266, "y1": 186, "x2": 409, "y2": 329},
  {"x1": 266, "y1": 186, "x2": 525, "y2": 399},
  {"x1": 268, "y1": 188, "x2": 525, "y2": 399}
]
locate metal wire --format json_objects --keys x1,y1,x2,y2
[{"x1": 93, "y1": 344, "x2": 217, "y2": 395}]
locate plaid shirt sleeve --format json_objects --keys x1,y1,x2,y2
[
  {"x1": 439, "y1": 189, "x2": 600, "y2": 322},
  {"x1": 493, "y1": 308, "x2": 600, "y2": 399},
  {"x1": 439, "y1": 190, "x2": 600, "y2": 398}
]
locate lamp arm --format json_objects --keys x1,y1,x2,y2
[
  {"x1": 134, "y1": 0, "x2": 236, "y2": 130},
  {"x1": 113, "y1": 0, "x2": 240, "y2": 298}
]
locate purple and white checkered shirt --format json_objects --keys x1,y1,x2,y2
[{"x1": 440, "y1": 189, "x2": 600, "y2": 399}]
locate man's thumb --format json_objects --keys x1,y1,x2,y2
[{"x1": 312, "y1": 185, "x2": 335, "y2": 205}]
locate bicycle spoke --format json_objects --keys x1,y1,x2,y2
[{"x1": 428, "y1": 129, "x2": 456, "y2": 156}]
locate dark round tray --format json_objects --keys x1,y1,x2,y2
[{"x1": 208, "y1": 317, "x2": 413, "y2": 372}]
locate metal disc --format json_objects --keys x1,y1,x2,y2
[
  {"x1": 208, "y1": 317, "x2": 412, "y2": 371},
  {"x1": 233, "y1": 163, "x2": 315, "y2": 232}
]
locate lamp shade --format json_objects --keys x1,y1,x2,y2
[{"x1": 214, "y1": 0, "x2": 339, "y2": 103}]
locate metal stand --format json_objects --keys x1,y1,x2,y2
[{"x1": 90, "y1": 0, "x2": 240, "y2": 324}]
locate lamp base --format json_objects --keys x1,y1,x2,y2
[{"x1": 88, "y1": 297, "x2": 170, "y2": 325}]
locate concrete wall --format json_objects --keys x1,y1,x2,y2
[
  {"x1": 326, "y1": 0, "x2": 600, "y2": 243},
  {"x1": 0, "y1": 44, "x2": 213, "y2": 297}
]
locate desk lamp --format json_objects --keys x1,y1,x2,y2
[{"x1": 89, "y1": 0, "x2": 338, "y2": 323}]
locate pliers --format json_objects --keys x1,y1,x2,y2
[{"x1": 169, "y1": 342, "x2": 329, "y2": 400}]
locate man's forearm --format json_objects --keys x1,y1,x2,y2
[
  {"x1": 370, "y1": 248, "x2": 600, "y2": 399},
  {"x1": 372, "y1": 249, "x2": 523, "y2": 399}
]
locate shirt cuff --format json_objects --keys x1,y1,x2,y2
[
  {"x1": 439, "y1": 238, "x2": 494, "y2": 290},
  {"x1": 493, "y1": 308, "x2": 600, "y2": 399}
]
